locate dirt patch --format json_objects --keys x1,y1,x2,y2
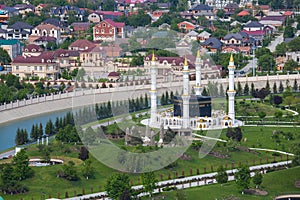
[
  {"x1": 295, "y1": 180, "x2": 300, "y2": 188},
  {"x1": 238, "y1": 146, "x2": 259, "y2": 155},
  {"x1": 209, "y1": 151, "x2": 229, "y2": 159},
  {"x1": 244, "y1": 189, "x2": 268, "y2": 196}
]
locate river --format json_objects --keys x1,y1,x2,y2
[{"x1": 0, "y1": 110, "x2": 69, "y2": 152}]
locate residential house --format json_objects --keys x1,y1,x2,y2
[
  {"x1": 88, "y1": 11, "x2": 123, "y2": 23},
  {"x1": 54, "y1": 48, "x2": 80, "y2": 70},
  {"x1": 144, "y1": 54, "x2": 195, "y2": 80},
  {"x1": 14, "y1": 4, "x2": 35, "y2": 15},
  {"x1": 42, "y1": 18, "x2": 68, "y2": 33},
  {"x1": 50, "y1": 5, "x2": 85, "y2": 22},
  {"x1": 258, "y1": 5, "x2": 270, "y2": 15},
  {"x1": 6, "y1": 22, "x2": 33, "y2": 40},
  {"x1": 222, "y1": 33, "x2": 246, "y2": 46},
  {"x1": 286, "y1": 52, "x2": 300, "y2": 64},
  {"x1": 190, "y1": 4, "x2": 215, "y2": 20},
  {"x1": 102, "y1": 45, "x2": 122, "y2": 57},
  {"x1": 206, "y1": 0, "x2": 233, "y2": 9},
  {"x1": 12, "y1": 52, "x2": 60, "y2": 80},
  {"x1": 93, "y1": 19, "x2": 125, "y2": 42},
  {"x1": 180, "y1": 11, "x2": 193, "y2": 20},
  {"x1": 222, "y1": 45, "x2": 241, "y2": 54},
  {"x1": 0, "y1": 39, "x2": 22, "y2": 59},
  {"x1": 243, "y1": 21, "x2": 264, "y2": 31},
  {"x1": 201, "y1": 37, "x2": 222, "y2": 53},
  {"x1": 259, "y1": 16, "x2": 286, "y2": 27},
  {"x1": 79, "y1": 46, "x2": 105, "y2": 69},
  {"x1": 158, "y1": 23, "x2": 171, "y2": 30},
  {"x1": 71, "y1": 22, "x2": 91, "y2": 32},
  {"x1": 68, "y1": 39, "x2": 96, "y2": 51},
  {"x1": 177, "y1": 21, "x2": 196, "y2": 33},
  {"x1": 0, "y1": 28, "x2": 6, "y2": 38},
  {"x1": 0, "y1": 10, "x2": 8, "y2": 23},
  {"x1": 183, "y1": 30, "x2": 199, "y2": 42},
  {"x1": 22, "y1": 44, "x2": 43, "y2": 57},
  {"x1": 197, "y1": 31, "x2": 211, "y2": 42},
  {"x1": 241, "y1": 29, "x2": 265, "y2": 46},
  {"x1": 33, "y1": 36, "x2": 56, "y2": 47},
  {"x1": 35, "y1": 4, "x2": 48, "y2": 15},
  {"x1": 224, "y1": 2, "x2": 239, "y2": 12},
  {"x1": 237, "y1": 10, "x2": 250, "y2": 17},
  {"x1": 1, "y1": 6, "x2": 18, "y2": 18},
  {"x1": 150, "y1": 10, "x2": 169, "y2": 22},
  {"x1": 30, "y1": 24, "x2": 61, "y2": 44}
]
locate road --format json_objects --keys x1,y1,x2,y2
[
  {"x1": 64, "y1": 161, "x2": 292, "y2": 200},
  {"x1": 0, "y1": 149, "x2": 15, "y2": 159},
  {"x1": 267, "y1": 33, "x2": 283, "y2": 53}
]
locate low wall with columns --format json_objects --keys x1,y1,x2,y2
[{"x1": 0, "y1": 74, "x2": 299, "y2": 125}]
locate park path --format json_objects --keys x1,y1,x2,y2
[
  {"x1": 64, "y1": 161, "x2": 292, "y2": 200},
  {"x1": 249, "y1": 148, "x2": 294, "y2": 156}
]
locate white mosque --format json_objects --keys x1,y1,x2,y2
[{"x1": 141, "y1": 49, "x2": 240, "y2": 132}]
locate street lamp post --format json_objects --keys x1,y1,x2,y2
[{"x1": 252, "y1": 45, "x2": 256, "y2": 77}]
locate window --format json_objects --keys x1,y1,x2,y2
[
  {"x1": 103, "y1": 23, "x2": 106, "y2": 27},
  {"x1": 15, "y1": 66, "x2": 19, "y2": 70},
  {"x1": 39, "y1": 66, "x2": 42, "y2": 70},
  {"x1": 101, "y1": 29, "x2": 104, "y2": 33},
  {"x1": 34, "y1": 66, "x2": 37, "y2": 70},
  {"x1": 109, "y1": 29, "x2": 112, "y2": 34},
  {"x1": 96, "y1": 29, "x2": 99, "y2": 33}
]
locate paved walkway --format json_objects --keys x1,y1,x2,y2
[
  {"x1": 0, "y1": 149, "x2": 15, "y2": 159},
  {"x1": 64, "y1": 161, "x2": 292, "y2": 200},
  {"x1": 249, "y1": 148, "x2": 294, "y2": 156}
]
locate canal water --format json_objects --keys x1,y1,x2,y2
[{"x1": 0, "y1": 110, "x2": 69, "y2": 152}]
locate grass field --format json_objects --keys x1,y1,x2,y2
[
  {"x1": 1, "y1": 125, "x2": 299, "y2": 200},
  {"x1": 149, "y1": 166, "x2": 300, "y2": 200}
]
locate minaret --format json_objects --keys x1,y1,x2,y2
[
  {"x1": 182, "y1": 57, "x2": 190, "y2": 129},
  {"x1": 194, "y1": 49, "x2": 202, "y2": 96},
  {"x1": 227, "y1": 54, "x2": 236, "y2": 123},
  {"x1": 150, "y1": 52, "x2": 157, "y2": 126}
]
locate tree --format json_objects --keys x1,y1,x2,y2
[
  {"x1": 275, "y1": 42, "x2": 287, "y2": 56},
  {"x1": 252, "y1": 172, "x2": 263, "y2": 188},
  {"x1": 284, "y1": 60, "x2": 298, "y2": 72},
  {"x1": 226, "y1": 127, "x2": 243, "y2": 142},
  {"x1": 279, "y1": 81, "x2": 284, "y2": 93},
  {"x1": 250, "y1": 83, "x2": 255, "y2": 96},
  {"x1": 237, "y1": 81, "x2": 243, "y2": 96},
  {"x1": 58, "y1": 161, "x2": 78, "y2": 181},
  {"x1": 216, "y1": 166, "x2": 228, "y2": 185},
  {"x1": 12, "y1": 149, "x2": 32, "y2": 180},
  {"x1": 45, "y1": 119, "x2": 54, "y2": 135},
  {"x1": 283, "y1": 25, "x2": 295, "y2": 39},
  {"x1": 265, "y1": 80, "x2": 270, "y2": 94},
  {"x1": 82, "y1": 127, "x2": 96, "y2": 145},
  {"x1": 244, "y1": 82, "x2": 249, "y2": 96},
  {"x1": 258, "y1": 111, "x2": 266, "y2": 121},
  {"x1": 102, "y1": 0, "x2": 115, "y2": 11},
  {"x1": 234, "y1": 166, "x2": 251, "y2": 192},
  {"x1": 255, "y1": 47, "x2": 271, "y2": 59},
  {"x1": 82, "y1": 159, "x2": 94, "y2": 180},
  {"x1": 273, "y1": 95, "x2": 283, "y2": 105},
  {"x1": 287, "y1": 37, "x2": 300, "y2": 51},
  {"x1": 15, "y1": 128, "x2": 28, "y2": 145},
  {"x1": 141, "y1": 171, "x2": 157, "y2": 197},
  {"x1": 105, "y1": 173, "x2": 131, "y2": 200},
  {"x1": 274, "y1": 110, "x2": 283, "y2": 120},
  {"x1": 258, "y1": 54, "x2": 275, "y2": 72},
  {"x1": 0, "y1": 47, "x2": 11, "y2": 64},
  {"x1": 273, "y1": 82, "x2": 277, "y2": 94},
  {"x1": 79, "y1": 146, "x2": 89, "y2": 161},
  {"x1": 293, "y1": 79, "x2": 298, "y2": 92}
]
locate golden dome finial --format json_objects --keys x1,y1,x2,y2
[
  {"x1": 184, "y1": 56, "x2": 188, "y2": 66},
  {"x1": 152, "y1": 51, "x2": 155, "y2": 62},
  {"x1": 230, "y1": 54, "x2": 234, "y2": 63},
  {"x1": 196, "y1": 49, "x2": 201, "y2": 58}
]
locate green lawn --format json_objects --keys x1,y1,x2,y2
[
  {"x1": 1, "y1": 126, "x2": 299, "y2": 200},
  {"x1": 150, "y1": 166, "x2": 300, "y2": 200}
]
